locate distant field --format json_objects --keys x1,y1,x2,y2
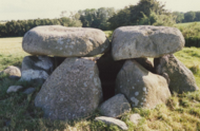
[
  {"x1": 0, "y1": 37, "x2": 27, "y2": 56},
  {"x1": 0, "y1": 22, "x2": 6, "y2": 24},
  {"x1": 0, "y1": 37, "x2": 28, "y2": 70},
  {"x1": 175, "y1": 21, "x2": 200, "y2": 28}
]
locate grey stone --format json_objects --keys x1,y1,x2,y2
[
  {"x1": 99, "y1": 94, "x2": 131, "y2": 117},
  {"x1": 154, "y1": 54, "x2": 199, "y2": 93},
  {"x1": 129, "y1": 113, "x2": 141, "y2": 125},
  {"x1": 34, "y1": 57, "x2": 102, "y2": 120},
  {"x1": 22, "y1": 25, "x2": 110, "y2": 57},
  {"x1": 7, "y1": 85, "x2": 23, "y2": 93},
  {"x1": 116, "y1": 60, "x2": 171, "y2": 108},
  {"x1": 111, "y1": 26, "x2": 185, "y2": 60},
  {"x1": 0, "y1": 66, "x2": 21, "y2": 77},
  {"x1": 23, "y1": 88, "x2": 35, "y2": 94},
  {"x1": 95, "y1": 116, "x2": 128, "y2": 130},
  {"x1": 20, "y1": 56, "x2": 53, "y2": 83}
]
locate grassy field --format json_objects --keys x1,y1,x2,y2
[
  {"x1": 0, "y1": 37, "x2": 28, "y2": 71},
  {"x1": 0, "y1": 35, "x2": 200, "y2": 130},
  {"x1": 175, "y1": 21, "x2": 200, "y2": 28},
  {"x1": 174, "y1": 22, "x2": 200, "y2": 47}
]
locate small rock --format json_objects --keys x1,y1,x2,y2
[
  {"x1": 95, "y1": 116, "x2": 128, "y2": 130},
  {"x1": 7, "y1": 85, "x2": 23, "y2": 93},
  {"x1": 23, "y1": 88, "x2": 35, "y2": 94},
  {"x1": 129, "y1": 113, "x2": 141, "y2": 125},
  {"x1": 99, "y1": 94, "x2": 131, "y2": 117},
  {"x1": 1, "y1": 66, "x2": 21, "y2": 77}
]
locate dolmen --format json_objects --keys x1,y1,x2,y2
[{"x1": 5, "y1": 25, "x2": 198, "y2": 124}]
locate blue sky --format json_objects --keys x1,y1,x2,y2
[{"x1": 1, "y1": 0, "x2": 200, "y2": 21}]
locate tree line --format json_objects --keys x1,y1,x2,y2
[
  {"x1": 173, "y1": 11, "x2": 200, "y2": 23},
  {"x1": 0, "y1": 17, "x2": 82, "y2": 37},
  {"x1": 1, "y1": 0, "x2": 200, "y2": 37}
]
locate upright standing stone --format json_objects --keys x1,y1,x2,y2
[
  {"x1": 154, "y1": 54, "x2": 199, "y2": 93},
  {"x1": 116, "y1": 60, "x2": 171, "y2": 108},
  {"x1": 35, "y1": 57, "x2": 102, "y2": 120},
  {"x1": 112, "y1": 26, "x2": 185, "y2": 60},
  {"x1": 22, "y1": 25, "x2": 110, "y2": 57}
]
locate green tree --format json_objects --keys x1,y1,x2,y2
[
  {"x1": 129, "y1": 0, "x2": 167, "y2": 24},
  {"x1": 78, "y1": 7, "x2": 115, "y2": 30},
  {"x1": 184, "y1": 11, "x2": 196, "y2": 22},
  {"x1": 108, "y1": 0, "x2": 168, "y2": 29},
  {"x1": 108, "y1": 7, "x2": 131, "y2": 29},
  {"x1": 195, "y1": 11, "x2": 200, "y2": 21},
  {"x1": 139, "y1": 11, "x2": 176, "y2": 26},
  {"x1": 173, "y1": 11, "x2": 184, "y2": 23}
]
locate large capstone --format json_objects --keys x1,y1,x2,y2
[
  {"x1": 116, "y1": 60, "x2": 171, "y2": 108},
  {"x1": 154, "y1": 54, "x2": 199, "y2": 93},
  {"x1": 34, "y1": 57, "x2": 102, "y2": 120},
  {"x1": 20, "y1": 56, "x2": 53, "y2": 83},
  {"x1": 23, "y1": 25, "x2": 110, "y2": 57},
  {"x1": 112, "y1": 26, "x2": 185, "y2": 60}
]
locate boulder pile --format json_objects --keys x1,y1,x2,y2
[{"x1": 1, "y1": 25, "x2": 199, "y2": 129}]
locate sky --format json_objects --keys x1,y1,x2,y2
[{"x1": 0, "y1": 0, "x2": 200, "y2": 21}]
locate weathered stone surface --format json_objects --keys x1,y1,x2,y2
[
  {"x1": 129, "y1": 113, "x2": 141, "y2": 125},
  {"x1": 23, "y1": 25, "x2": 110, "y2": 57},
  {"x1": 112, "y1": 26, "x2": 185, "y2": 60},
  {"x1": 95, "y1": 116, "x2": 128, "y2": 130},
  {"x1": 99, "y1": 94, "x2": 131, "y2": 117},
  {"x1": 116, "y1": 60, "x2": 171, "y2": 108},
  {"x1": 7, "y1": 85, "x2": 23, "y2": 93},
  {"x1": 97, "y1": 51, "x2": 125, "y2": 100},
  {"x1": 0, "y1": 66, "x2": 21, "y2": 77},
  {"x1": 35, "y1": 57, "x2": 102, "y2": 120},
  {"x1": 20, "y1": 56, "x2": 53, "y2": 83},
  {"x1": 154, "y1": 54, "x2": 198, "y2": 93}
]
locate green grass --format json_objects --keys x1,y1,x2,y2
[
  {"x1": 174, "y1": 47, "x2": 200, "y2": 87},
  {"x1": 104, "y1": 30, "x2": 113, "y2": 40},
  {"x1": 0, "y1": 35, "x2": 200, "y2": 130},
  {"x1": 174, "y1": 22, "x2": 200, "y2": 47}
]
